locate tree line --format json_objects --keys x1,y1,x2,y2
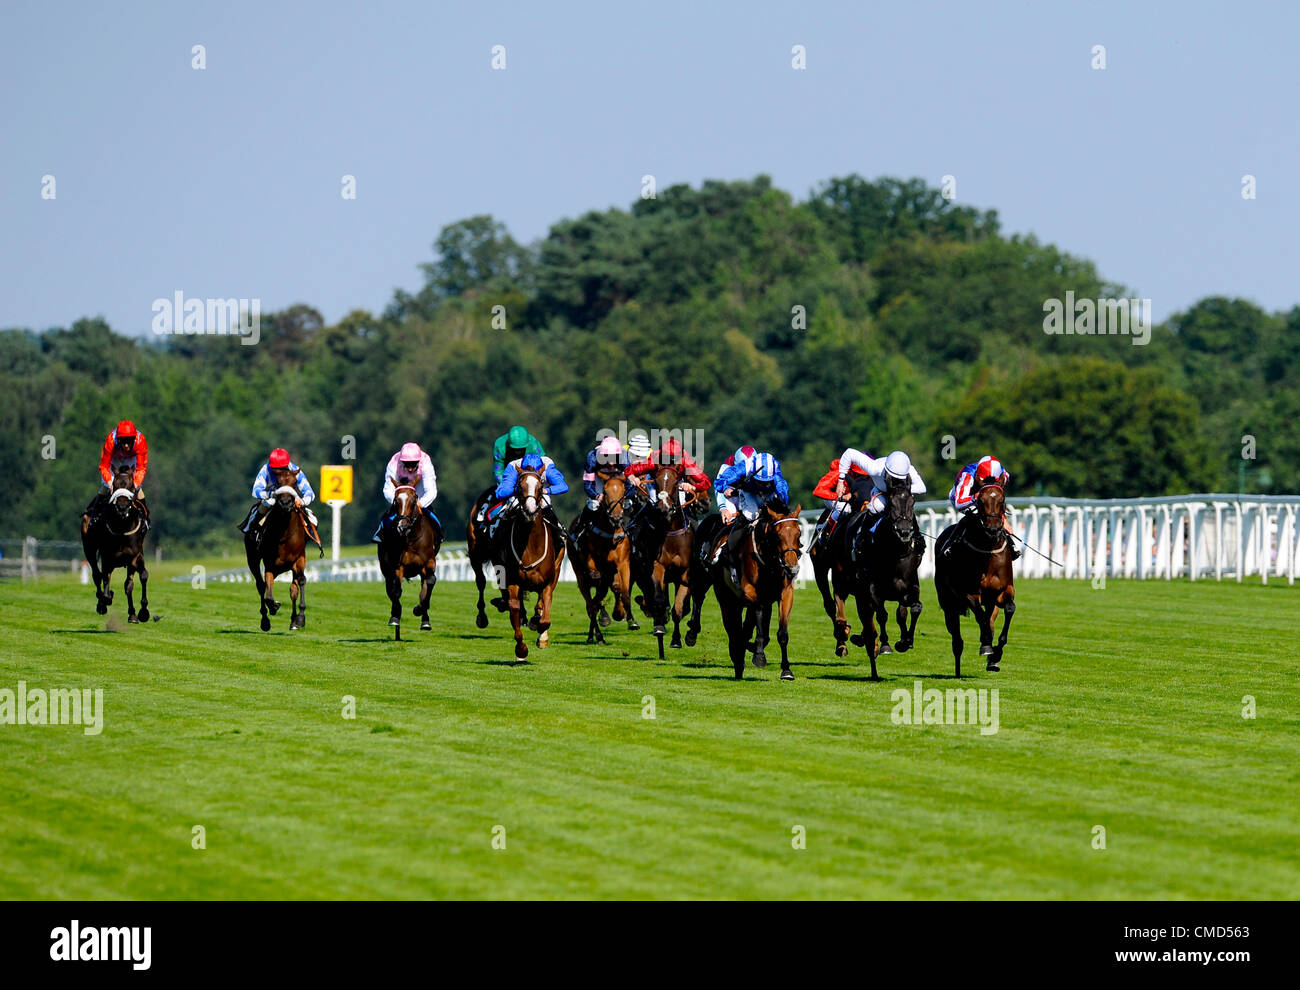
[{"x1": 3, "y1": 175, "x2": 1293, "y2": 551}]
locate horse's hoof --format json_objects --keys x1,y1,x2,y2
[
  {"x1": 96, "y1": 603, "x2": 108, "y2": 615},
  {"x1": 684, "y1": 630, "x2": 696, "y2": 647},
  {"x1": 879, "y1": 643, "x2": 893, "y2": 655},
  {"x1": 835, "y1": 644, "x2": 847, "y2": 658},
  {"x1": 137, "y1": 608, "x2": 149, "y2": 623},
  {"x1": 127, "y1": 614, "x2": 139, "y2": 624},
  {"x1": 849, "y1": 634, "x2": 864, "y2": 647},
  {"x1": 894, "y1": 640, "x2": 909, "y2": 653},
  {"x1": 475, "y1": 612, "x2": 489, "y2": 629},
  {"x1": 986, "y1": 661, "x2": 1000, "y2": 672},
  {"x1": 260, "y1": 617, "x2": 271, "y2": 632},
  {"x1": 979, "y1": 645, "x2": 993, "y2": 656},
  {"x1": 780, "y1": 669, "x2": 795, "y2": 681},
  {"x1": 628, "y1": 620, "x2": 640, "y2": 632},
  {"x1": 420, "y1": 621, "x2": 431, "y2": 631},
  {"x1": 268, "y1": 601, "x2": 281, "y2": 615},
  {"x1": 753, "y1": 654, "x2": 768, "y2": 668},
  {"x1": 515, "y1": 644, "x2": 528, "y2": 660},
  {"x1": 670, "y1": 639, "x2": 682, "y2": 649},
  {"x1": 388, "y1": 617, "x2": 400, "y2": 626},
  {"x1": 598, "y1": 608, "x2": 612, "y2": 628}
]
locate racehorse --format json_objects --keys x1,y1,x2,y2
[
  {"x1": 376, "y1": 484, "x2": 443, "y2": 641},
  {"x1": 704, "y1": 498, "x2": 803, "y2": 680},
  {"x1": 494, "y1": 469, "x2": 566, "y2": 660},
  {"x1": 630, "y1": 465, "x2": 696, "y2": 657},
  {"x1": 244, "y1": 466, "x2": 317, "y2": 631},
  {"x1": 466, "y1": 486, "x2": 500, "y2": 629},
  {"x1": 80, "y1": 467, "x2": 150, "y2": 622},
  {"x1": 840, "y1": 478, "x2": 924, "y2": 679},
  {"x1": 567, "y1": 474, "x2": 637, "y2": 645},
  {"x1": 934, "y1": 484, "x2": 1016, "y2": 676}
]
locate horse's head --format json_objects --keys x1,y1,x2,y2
[
  {"x1": 107, "y1": 468, "x2": 139, "y2": 521},
  {"x1": 514, "y1": 470, "x2": 544, "y2": 519},
  {"x1": 652, "y1": 465, "x2": 680, "y2": 515},
  {"x1": 884, "y1": 476, "x2": 916, "y2": 545},
  {"x1": 602, "y1": 474, "x2": 629, "y2": 525},
  {"x1": 976, "y1": 484, "x2": 1007, "y2": 538},
  {"x1": 392, "y1": 485, "x2": 419, "y2": 537},
  {"x1": 271, "y1": 466, "x2": 299, "y2": 512},
  {"x1": 761, "y1": 500, "x2": 803, "y2": 581}
]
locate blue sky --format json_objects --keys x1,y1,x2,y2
[{"x1": 2, "y1": 0, "x2": 1296, "y2": 335}]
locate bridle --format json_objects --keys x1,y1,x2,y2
[{"x1": 753, "y1": 514, "x2": 802, "y2": 580}]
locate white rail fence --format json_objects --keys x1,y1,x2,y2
[{"x1": 164, "y1": 495, "x2": 1300, "y2": 587}]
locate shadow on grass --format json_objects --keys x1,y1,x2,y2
[
  {"x1": 337, "y1": 637, "x2": 399, "y2": 643},
  {"x1": 50, "y1": 629, "x2": 117, "y2": 634},
  {"x1": 481, "y1": 659, "x2": 532, "y2": 667}
]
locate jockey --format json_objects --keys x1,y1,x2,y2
[
  {"x1": 83, "y1": 420, "x2": 150, "y2": 530},
  {"x1": 710, "y1": 447, "x2": 789, "y2": 563},
  {"x1": 648, "y1": 435, "x2": 711, "y2": 506},
  {"x1": 492, "y1": 425, "x2": 545, "y2": 482},
  {"x1": 943, "y1": 455, "x2": 1018, "y2": 559},
  {"x1": 490, "y1": 452, "x2": 569, "y2": 536},
  {"x1": 623, "y1": 430, "x2": 656, "y2": 498},
  {"x1": 572, "y1": 435, "x2": 629, "y2": 542},
  {"x1": 838, "y1": 448, "x2": 926, "y2": 517},
  {"x1": 239, "y1": 448, "x2": 317, "y2": 535},
  {"x1": 373, "y1": 442, "x2": 441, "y2": 542}
]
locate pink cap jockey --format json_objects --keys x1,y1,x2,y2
[{"x1": 598, "y1": 436, "x2": 622, "y2": 458}]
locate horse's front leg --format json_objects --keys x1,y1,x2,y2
[
  {"x1": 988, "y1": 595, "x2": 1015, "y2": 671},
  {"x1": 135, "y1": 556, "x2": 150, "y2": 623},
  {"x1": 264, "y1": 570, "x2": 280, "y2": 617},
  {"x1": 474, "y1": 556, "x2": 490, "y2": 629},
  {"x1": 669, "y1": 579, "x2": 689, "y2": 649},
  {"x1": 417, "y1": 567, "x2": 435, "y2": 631},
  {"x1": 777, "y1": 582, "x2": 795, "y2": 681},
  {"x1": 508, "y1": 584, "x2": 528, "y2": 660},
  {"x1": 386, "y1": 570, "x2": 403, "y2": 639},
  {"x1": 536, "y1": 578, "x2": 556, "y2": 649},
  {"x1": 853, "y1": 593, "x2": 881, "y2": 680},
  {"x1": 124, "y1": 563, "x2": 138, "y2": 622},
  {"x1": 289, "y1": 568, "x2": 305, "y2": 630},
  {"x1": 830, "y1": 569, "x2": 852, "y2": 658},
  {"x1": 717, "y1": 592, "x2": 746, "y2": 679},
  {"x1": 88, "y1": 555, "x2": 109, "y2": 614},
  {"x1": 875, "y1": 600, "x2": 892, "y2": 654},
  {"x1": 896, "y1": 598, "x2": 921, "y2": 652}
]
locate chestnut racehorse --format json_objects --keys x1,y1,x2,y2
[
  {"x1": 704, "y1": 499, "x2": 803, "y2": 680},
  {"x1": 377, "y1": 484, "x2": 443, "y2": 640},
  {"x1": 495, "y1": 469, "x2": 566, "y2": 660},
  {"x1": 934, "y1": 484, "x2": 1016, "y2": 676},
  {"x1": 80, "y1": 466, "x2": 150, "y2": 622},
  {"x1": 630, "y1": 465, "x2": 696, "y2": 658},
  {"x1": 244, "y1": 466, "x2": 313, "y2": 631},
  {"x1": 567, "y1": 474, "x2": 637, "y2": 645}
]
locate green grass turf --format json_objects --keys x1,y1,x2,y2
[{"x1": 1, "y1": 572, "x2": 1296, "y2": 900}]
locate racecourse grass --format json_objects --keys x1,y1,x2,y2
[{"x1": 1, "y1": 573, "x2": 1296, "y2": 900}]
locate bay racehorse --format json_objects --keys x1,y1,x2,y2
[
  {"x1": 244, "y1": 467, "x2": 319, "y2": 631},
  {"x1": 934, "y1": 484, "x2": 1016, "y2": 676},
  {"x1": 80, "y1": 467, "x2": 150, "y2": 622},
  {"x1": 704, "y1": 499, "x2": 803, "y2": 680},
  {"x1": 840, "y1": 477, "x2": 924, "y2": 679},
  {"x1": 494, "y1": 469, "x2": 566, "y2": 660},
  {"x1": 630, "y1": 465, "x2": 696, "y2": 657},
  {"x1": 567, "y1": 473, "x2": 637, "y2": 645},
  {"x1": 377, "y1": 484, "x2": 443, "y2": 640}
]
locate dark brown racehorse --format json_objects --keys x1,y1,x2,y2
[
  {"x1": 567, "y1": 474, "x2": 637, "y2": 645},
  {"x1": 631, "y1": 465, "x2": 696, "y2": 657},
  {"x1": 809, "y1": 474, "x2": 877, "y2": 658},
  {"x1": 466, "y1": 485, "x2": 500, "y2": 629},
  {"x1": 81, "y1": 467, "x2": 150, "y2": 622},
  {"x1": 705, "y1": 499, "x2": 803, "y2": 680},
  {"x1": 495, "y1": 469, "x2": 566, "y2": 660},
  {"x1": 840, "y1": 478, "x2": 924, "y2": 680},
  {"x1": 244, "y1": 466, "x2": 315, "y2": 631},
  {"x1": 377, "y1": 484, "x2": 443, "y2": 640},
  {"x1": 934, "y1": 484, "x2": 1016, "y2": 676}
]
